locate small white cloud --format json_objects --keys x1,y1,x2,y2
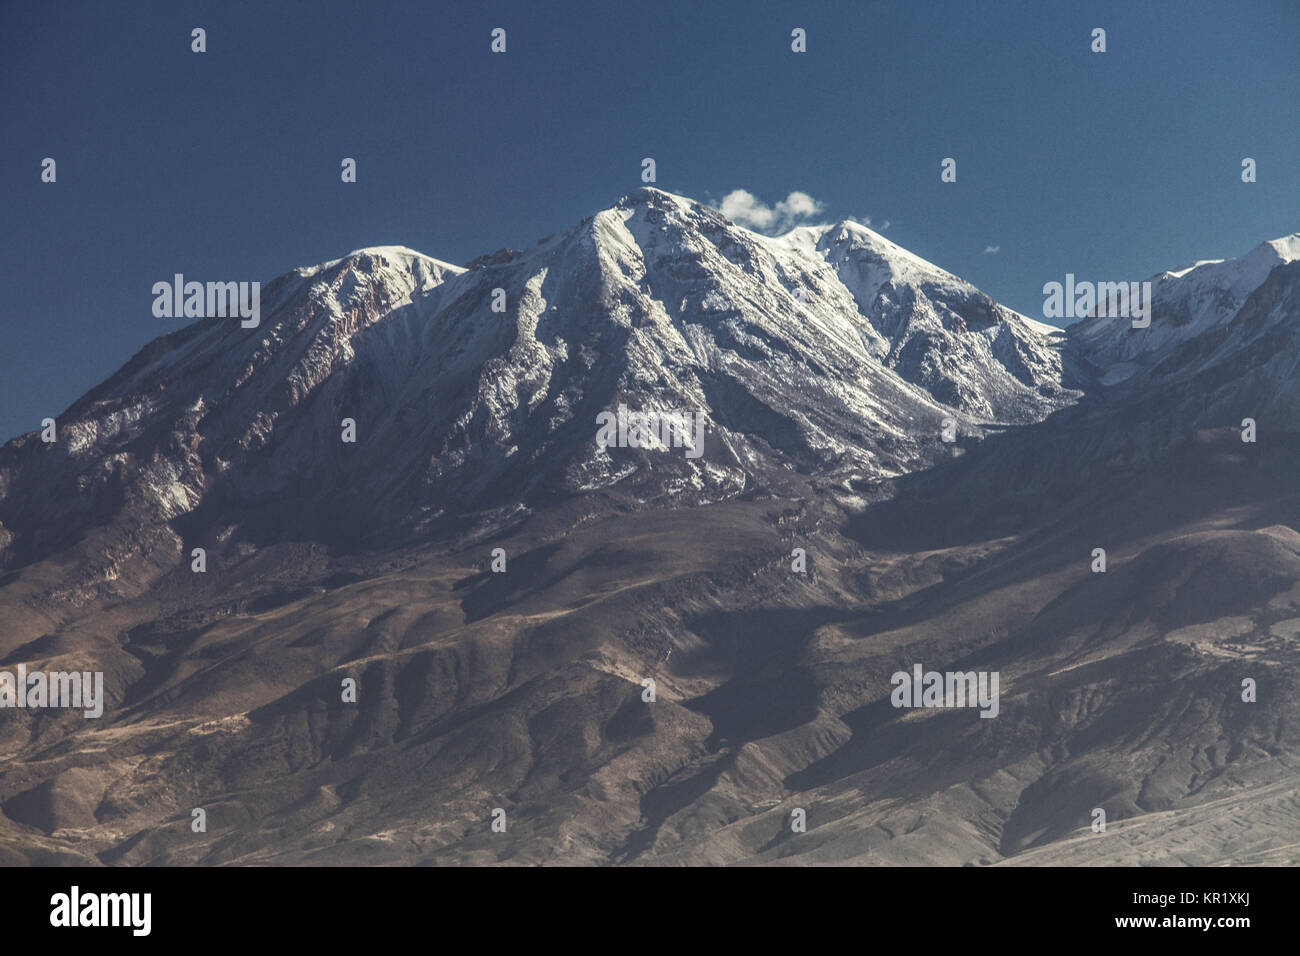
[
  {"x1": 983, "y1": 245, "x2": 1000, "y2": 255},
  {"x1": 719, "y1": 189, "x2": 826, "y2": 234}
]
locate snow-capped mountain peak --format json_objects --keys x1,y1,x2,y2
[
  {"x1": 0, "y1": 189, "x2": 1081, "y2": 598},
  {"x1": 1071, "y1": 232, "x2": 1300, "y2": 380}
]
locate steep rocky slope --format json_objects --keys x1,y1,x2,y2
[{"x1": 0, "y1": 193, "x2": 1296, "y2": 866}]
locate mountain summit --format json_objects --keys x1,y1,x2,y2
[
  {"x1": 0, "y1": 189, "x2": 1077, "y2": 600},
  {"x1": 0, "y1": 193, "x2": 1297, "y2": 868}
]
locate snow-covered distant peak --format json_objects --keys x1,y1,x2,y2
[
  {"x1": 815, "y1": 220, "x2": 962, "y2": 283},
  {"x1": 286, "y1": 245, "x2": 468, "y2": 312},
  {"x1": 1071, "y1": 230, "x2": 1300, "y2": 374},
  {"x1": 348, "y1": 244, "x2": 464, "y2": 267},
  {"x1": 1251, "y1": 232, "x2": 1300, "y2": 265},
  {"x1": 607, "y1": 190, "x2": 971, "y2": 292},
  {"x1": 615, "y1": 186, "x2": 703, "y2": 217},
  {"x1": 1157, "y1": 233, "x2": 1300, "y2": 293},
  {"x1": 304, "y1": 244, "x2": 466, "y2": 278}
]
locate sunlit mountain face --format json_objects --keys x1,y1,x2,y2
[{"x1": 0, "y1": 192, "x2": 1297, "y2": 866}]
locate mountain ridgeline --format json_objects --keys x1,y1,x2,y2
[
  {"x1": 0, "y1": 190, "x2": 1297, "y2": 867},
  {"x1": 0, "y1": 188, "x2": 1086, "y2": 597}
]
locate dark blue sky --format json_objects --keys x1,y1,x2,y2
[{"x1": 3, "y1": 0, "x2": 1298, "y2": 443}]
